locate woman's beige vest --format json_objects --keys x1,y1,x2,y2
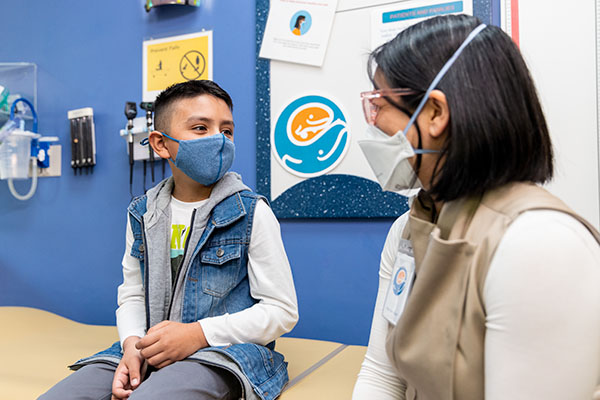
[{"x1": 386, "y1": 182, "x2": 600, "y2": 400}]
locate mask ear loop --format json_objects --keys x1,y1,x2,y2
[
  {"x1": 403, "y1": 23, "x2": 487, "y2": 140},
  {"x1": 154, "y1": 131, "x2": 179, "y2": 163}
]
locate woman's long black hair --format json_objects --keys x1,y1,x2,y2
[{"x1": 369, "y1": 14, "x2": 553, "y2": 202}]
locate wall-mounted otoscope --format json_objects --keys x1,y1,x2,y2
[
  {"x1": 139, "y1": 101, "x2": 155, "y2": 185},
  {"x1": 124, "y1": 102, "x2": 137, "y2": 196}
]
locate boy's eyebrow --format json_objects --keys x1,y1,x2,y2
[{"x1": 186, "y1": 116, "x2": 235, "y2": 127}]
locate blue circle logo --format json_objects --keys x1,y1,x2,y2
[
  {"x1": 290, "y1": 10, "x2": 312, "y2": 36},
  {"x1": 272, "y1": 95, "x2": 350, "y2": 178},
  {"x1": 393, "y1": 267, "x2": 408, "y2": 295}
]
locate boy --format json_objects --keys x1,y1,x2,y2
[{"x1": 40, "y1": 80, "x2": 299, "y2": 400}]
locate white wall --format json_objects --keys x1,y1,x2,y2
[{"x1": 519, "y1": 1, "x2": 600, "y2": 228}]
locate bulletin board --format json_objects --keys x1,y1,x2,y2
[{"x1": 256, "y1": 0, "x2": 493, "y2": 219}]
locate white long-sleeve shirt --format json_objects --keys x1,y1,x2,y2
[
  {"x1": 353, "y1": 210, "x2": 600, "y2": 400},
  {"x1": 115, "y1": 199, "x2": 298, "y2": 348}
]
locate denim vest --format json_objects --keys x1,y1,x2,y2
[{"x1": 71, "y1": 190, "x2": 288, "y2": 400}]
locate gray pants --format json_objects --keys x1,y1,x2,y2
[{"x1": 39, "y1": 361, "x2": 242, "y2": 400}]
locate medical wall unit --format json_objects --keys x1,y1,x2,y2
[
  {"x1": 0, "y1": 62, "x2": 60, "y2": 200},
  {"x1": 119, "y1": 100, "x2": 161, "y2": 195},
  {"x1": 67, "y1": 108, "x2": 97, "y2": 175}
]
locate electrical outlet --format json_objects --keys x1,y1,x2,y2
[{"x1": 36, "y1": 144, "x2": 61, "y2": 177}]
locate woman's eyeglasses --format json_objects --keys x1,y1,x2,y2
[{"x1": 360, "y1": 88, "x2": 417, "y2": 125}]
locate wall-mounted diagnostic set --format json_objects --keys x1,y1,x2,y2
[
  {"x1": 68, "y1": 107, "x2": 96, "y2": 174},
  {"x1": 120, "y1": 101, "x2": 161, "y2": 196}
]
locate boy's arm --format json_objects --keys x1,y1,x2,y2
[
  {"x1": 199, "y1": 199, "x2": 299, "y2": 346},
  {"x1": 116, "y1": 216, "x2": 147, "y2": 347}
]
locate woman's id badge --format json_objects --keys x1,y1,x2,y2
[{"x1": 382, "y1": 239, "x2": 415, "y2": 325}]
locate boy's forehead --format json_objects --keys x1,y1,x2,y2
[
  {"x1": 167, "y1": 95, "x2": 233, "y2": 127},
  {"x1": 171, "y1": 94, "x2": 231, "y2": 113}
]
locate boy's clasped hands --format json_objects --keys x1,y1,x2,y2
[{"x1": 111, "y1": 321, "x2": 208, "y2": 400}]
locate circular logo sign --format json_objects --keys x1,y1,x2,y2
[
  {"x1": 272, "y1": 95, "x2": 350, "y2": 178},
  {"x1": 393, "y1": 267, "x2": 408, "y2": 295},
  {"x1": 290, "y1": 10, "x2": 312, "y2": 36}
]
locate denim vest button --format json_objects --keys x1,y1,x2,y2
[
  {"x1": 139, "y1": 244, "x2": 145, "y2": 252},
  {"x1": 216, "y1": 248, "x2": 224, "y2": 257}
]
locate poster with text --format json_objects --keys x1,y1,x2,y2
[
  {"x1": 143, "y1": 31, "x2": 213, "y2": 102},
  {"x1": 259, "y1": 0, "x2": 338, "y2": 67}
]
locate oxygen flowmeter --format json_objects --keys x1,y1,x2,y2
[{"x1": 0, "y1": 98, "x2": 59, "y2": 200}]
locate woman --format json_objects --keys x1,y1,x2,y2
[
  {"x1": 353, "y1": 14, "x2": 600, "y2": 400},
  {"x1": 292, "y1": 15, "x2": 306, "y2": 36}
]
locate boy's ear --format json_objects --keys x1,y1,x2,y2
[{"x1": 148, "y1": 131, "x2": 171, "y2": 159}]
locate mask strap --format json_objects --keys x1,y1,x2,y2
[
  {"x1": 405, "y1": 23, "x2": 487, "y2": 151},
  {"x1": 140, "y1": 132, "x2": 180, "y2": 146},
  {"x1": 152, "y1": 131, "x2": 179, "y2": 162},
  {"x1": 159, "y1": 131, "x2": 180, "y2": 143}
]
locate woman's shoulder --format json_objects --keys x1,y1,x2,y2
[
  {"x1": 379, "y1": 211, "x2": 411, "y2": 277},
  {"x1": 485, "y1": 209, "x2": 600, "y2": 298},
  {"x1": 501, "y1": 210, "x2": 599, "y2": 258},
  {"x1": 387, "y1": 211, "x2": 410, "y2": 244}
]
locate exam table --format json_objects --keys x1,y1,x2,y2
[{"x1": 0, "y1": 307, "x2": 366, "y2": 399}]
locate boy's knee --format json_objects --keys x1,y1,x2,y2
[{"x1": 38, "y1": 364, "x2": 115, "y2": 400}]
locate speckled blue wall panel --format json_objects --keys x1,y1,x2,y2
[
  {"x1": 256, "y1": 0, "x2": 271, "y2": 199},
  {"x1": 256, "y1": 0, "x2": 493, "y2": 219},
  {"x1": 271, "y1": 174, "x2": 409, "y2": 218},
  {"x1": 473, "y1": 0, "x2": 492, "y2": 24}
]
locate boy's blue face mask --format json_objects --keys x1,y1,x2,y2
[{"x1": 160, "y1": 132, "x2": 235, "y2": 186}]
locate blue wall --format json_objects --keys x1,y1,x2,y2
[
  {"x1": 0, "y1": 0, "x2": 392, "y2": 346},
  {"x1": 0, "y1": 1, "x2": 501, "y2": 346}
]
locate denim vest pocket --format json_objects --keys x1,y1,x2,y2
[
  {"x1": 130, "y1": 235, "x2": 144, "y2": 260},
  {"x1": 200, "y1": 243, "x2": 242, "y2": 297}
]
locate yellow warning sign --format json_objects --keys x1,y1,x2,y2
[{"x1": 143, "y1": 31, "x2": 212, "y2": 99}]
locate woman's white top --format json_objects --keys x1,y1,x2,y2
[
  {"x1": 353, "y1": 210, "x2": 600, "y2": 400},
  {"x1": 115, "y1": 199, "x2": 299, "y2": 348}
]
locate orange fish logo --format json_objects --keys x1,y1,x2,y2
[{"x1": 288, "y1": 103, "x2": 335, "y2": 145}]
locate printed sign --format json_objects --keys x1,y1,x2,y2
[
  {"x1": 143, "y1": 31, "x2": 213, "y2": 102},
  {"x1": 371, "y1": 0, "x2": 472, "y2": 49},
  {"x1": 259, "y1": 0, "x2": 338, "y2": 67}
]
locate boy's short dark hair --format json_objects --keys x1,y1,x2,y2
[
  {"x1": 369, "y1": 14, "x2": 554, "y2": 202},
  {"x1": 154, "y1": 80, "x2": 233, "y2": 133}
]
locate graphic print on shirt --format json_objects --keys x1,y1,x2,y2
[{"x1": 171, "y1": 223, "x2": 190, "y2": 282}]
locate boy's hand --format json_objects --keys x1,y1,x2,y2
[
  {"x1": 111, "y1": 336, "x2": 145, "y2": 399},
  {"x1": 135, "y1": 321, "x2": 208, "y2": 369}
]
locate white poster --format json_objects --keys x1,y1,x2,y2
[{"x1": 259, "y1": 0, "x2": 338, "y2": 67}]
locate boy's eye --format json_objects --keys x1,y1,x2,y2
[
  {"x1": 221, "y1": 129, "x2": 233, "y2": 136},
  {"x1": 192, "y1": 125, "x2": 207, "y2": 132}
]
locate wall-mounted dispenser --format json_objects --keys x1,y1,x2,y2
[{"x1": 0, "y1": 98, "x2": 59, "y2": 200}]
